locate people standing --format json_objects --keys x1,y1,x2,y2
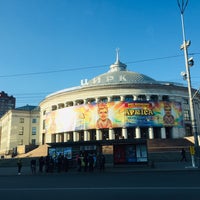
[
  {"x1": 63, "y1": 155, "x2": 69, "y2": 172},
  {"x1": 39, "y1": 156, "x2": 45, "y2": 173},
  {"x1": 88, "y1": 154, "x2": 94, "y2": 172},
  {"x1": 30, "y1": 159, "x2": 36, "y2": 174},
  {"x1": 180, "y1": 148, "x2": 187, "y2": 162},
  {"x1": 99, "y1": 153, "x2": 105, "y2": 171},
  {"x1": 17, "y1": 158, "x2": 22, "y2": 175}
]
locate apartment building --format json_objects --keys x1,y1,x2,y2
[{"x1": 0, "y1": 105, "x2": 40, "y2": 157}]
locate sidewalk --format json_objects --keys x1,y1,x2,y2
[{"x1": 0, "y1": 161, "x2": 199, "y2": 176}]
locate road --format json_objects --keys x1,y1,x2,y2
[{"x1": 0, "y1": 170, "x2": 200, "y2": 200}]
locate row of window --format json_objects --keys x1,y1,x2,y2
[
  {"x1": 18, "y1": 139, "x2": 36, "y2": 145},
  {"x1": 20, "y1": 118, "x2": 37, "y2": 123},
  {"x1": 19, "y1": 127, "x2": 37, "y2": 135},
  {"x1": 49, "y1": 94, "x2": 171, "y2": 112}
]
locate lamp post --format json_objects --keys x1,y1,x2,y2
[{"x1": 177, "y1": 0, "x2": 199, "y2": 167}]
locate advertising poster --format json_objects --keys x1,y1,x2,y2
[
  {"x1": 114, "y1": 144, "x2": 147, "y2": 164},
  {"x1": 126, "y1": 145, "x2": 137, "y2": 163},
  {"x1": 125, "y1": 101, "x2": 183, "y2": 127},
  {"x1": 45, "y1": 101, "x2": 183, "y2": 134},
  {"x1": 113, "y1": 145, "x2": 126, "y2": 164}
]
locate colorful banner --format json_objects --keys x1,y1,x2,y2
[
  {"x1": 45, "y1": 101, "x2": 183, "y2": 134},
  {"x1": 125, "y1": 101, "x2": 183, "y2": 127}
]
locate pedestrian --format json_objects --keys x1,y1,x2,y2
[
  {"x1": 17, "y1": 158, "x2": 22, "y2": 175},
  {"x1": 180, "y1": 148, "x2": 187, "y2": 162},
  {"x1": 63, "y1": 155, "x2": 69, "y2": 172},
  {"x1": 88, "y1": 154, "x2": 94, "y2": 172},
  {"x1": 39, "y1": 156, "x2": 45, "y2": 173},
  {"x1": 30, "y1": 159, "x2": 36, "y2": 174},
  {"x1": 99, "y1": 153, "x2": 105, "y2": 171},
  {"x1": 77, "y1": 153, "x2": 83, "y2": 172},
  {"x1": 83, "y1": 152, "x2": 88, "y2": 172}
]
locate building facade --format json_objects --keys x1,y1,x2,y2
[
  {"x1": 39, "y1": 55, "x2": 200, "y2": 151},
  {"x1": 0, "y1": 105, "x2": 40, "y2": 157},
  {"x1": 0, "y1": 91, "x2": 15, "y2": 118}
]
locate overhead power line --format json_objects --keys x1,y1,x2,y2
[{"x1": 1, "y1": 53, "x2": 199, "y2": 78}]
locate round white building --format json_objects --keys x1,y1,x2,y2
[{"x1": 39, "y1": 53, "x2": 200, "y2": 149}]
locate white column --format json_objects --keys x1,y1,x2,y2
[
  {"x1": 96, "y1": 129, "x2": 101, "y2": 140},
  {"x1": 146, "y1": 95, "x2": 150, "y2": 101},
  {"x1": 73, "y1": 131, "x2": 78, "y2": 142},
  {"x1": 120, "y1": 95, "x2": 125, "y2": 101},
  {"x1": 109, "y1": 129, "x2": 114, "y2": 140},
  {"x1": 107, "y1": 96, "x2": 112, "y2": 102},
  {"x1": 64, "y1": 133, "x2": 68, "y2": 142},
  {"x1": 161, "y1": 127, "x2": 166, "y2": 139},
  {"x1": 83, "y1": 99, "x2": 87, "y2": 104},
  {"x1": 56, "y1": 134, "x2": 60, "y2": 143},
  {"x1": 46, "y1": 133, "x2": 51, "y2": 143},
  {"x1": 67, "y1": 133, "x2": 71, "y2": 141},
  {"x1": 122, "y1": 127, "x2": 127, "y2": 139},
  {"x1": 133, "y1": 95, "x2": 138, "y2": 101},
  {"x1": 96, "y1": 98, "x2": 99, "y2": 103},
  {"x1": 135, "y1": 127, "x2": 141, "y2": 139},
  {"x1": 84, "y1": 130, "x2": 89, "y2": 141},
  {"x1": 148, "y1": 127, "x2": 154, "y2": 139}
]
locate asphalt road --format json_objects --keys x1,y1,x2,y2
[{"x1": 0, "y1": 170, "x2": 200, "y2": 200}]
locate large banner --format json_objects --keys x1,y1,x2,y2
[
  {"x1": 125, "y1": 101, "x2": 183, "y2": 127},
  {"x1": 45, "y1": 101, "x2": 183, "y2": 134}
]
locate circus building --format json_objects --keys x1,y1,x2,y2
[{"x1": 39, "y1": 52, "x2": 200, "y2": 165}]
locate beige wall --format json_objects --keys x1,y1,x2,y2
[{"x1": 0, "y1": 109, "x2": 40, "y2": 156}]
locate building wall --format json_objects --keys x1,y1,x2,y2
[
  {"x1": 0, "y1": 109, "x2": 40, "y2": 156},
  {"x1": 39, "y1": 84, "x2": 200, "y2": 145}
]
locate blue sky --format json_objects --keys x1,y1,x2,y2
[{"x1": 0, "y1": 0, "x2": 199, "y2": 107}]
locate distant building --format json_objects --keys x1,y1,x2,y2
[
  {"x1": 0, "y1": 105, "x2": 40, "y2": 157},
  {"x1": 0, "y1": 91, "x2": 16, "y2": 118}
]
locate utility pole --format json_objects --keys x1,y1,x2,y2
[{"x1": 177, "y1": 0, "x2": 199, "y2": 167}]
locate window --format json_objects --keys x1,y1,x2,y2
[
  {"x1": 150, "y1": 95, "x2": 158, "y2": 102},
  {"x1": 58, "y1": 103, "x2": 65, "y2": 109},
  {"x1": 87, "y1": 98, "x2": 95, "y2": 104},
  {"x1": 52, "y1": 105, "x2": 57, "y2": 111},
  {"x1": 99, "y1": 97, "x2": 108, "y2": 103},
  {"x1": 112, "y1": 96, "x2": 121, "y2": 102},
  {"x1": 19, "y1": 127, "x2": 24, "y2": 135},
  {"x1": 125, "y1": 95, "x2": 133, "y2": 102},
  {"x1": 18, "y1": 139, "x2": 23, "y2": 145},
  {"x1": 32, "y1": 118, "x2": 37, "y2": 123},
  {"x1": 19, "y1": 118, "x2": 24, "y2": 123},
  {"x1": 183, "y1": 98, "x2": 189, "y2": 104},
  {"x1": 31, "y1": 139, "x2": 36, "y2": 145},
  {"x1": 137, "y1": 95, "x2": 146, "y2": 101},
  {"x1": 184, "y1": 110, "x2": 190, "y2": 121},
  {"x1": 43, "y1": 120, "x2": 46, "y2": 129},
  {"x1": 32, "y1": 127, "x2": 37, "y2": 135},
  {"x1": 162, "y1": 95, "x2": 169, "y2": 101}
]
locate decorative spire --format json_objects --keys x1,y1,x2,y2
[
  {"x1": 116, "y1": 48, "x2": 120, "y2": 62},
  {"x1": 109, "y1": 48, "x2": 127, "y2": 72}
]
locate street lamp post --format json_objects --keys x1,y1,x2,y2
[{"x1": 177, "y1": 0, "x2": 199, "y2": 167}]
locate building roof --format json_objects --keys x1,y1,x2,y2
[
  {"x1": 86, "y1": 52, "x2": 158, "y2": 87},
  {"x1": 46, "y1": 50, "x2": 183, "y2": 98},
  {"x1": 15, "y1": 105, "x2": 39, "y2": 111}
]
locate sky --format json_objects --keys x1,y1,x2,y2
[{"x1": 0, "y1": 0, "x2": 200, "y2": 107}]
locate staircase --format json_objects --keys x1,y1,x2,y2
[{"x1": 147, "y1": 138, "x2": 194, "y2": 153}]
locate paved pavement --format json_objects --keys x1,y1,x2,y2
[{"x1": 0, "y1": 161, "x2": 199, "y2": 176}]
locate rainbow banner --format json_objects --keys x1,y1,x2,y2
[{"x1": 45, "y1": 101, "x2": 183, "y2": 134}]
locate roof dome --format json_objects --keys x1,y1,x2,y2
[{"x1": 86, "y1": 50, "x2": 158, "y2": 86}]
